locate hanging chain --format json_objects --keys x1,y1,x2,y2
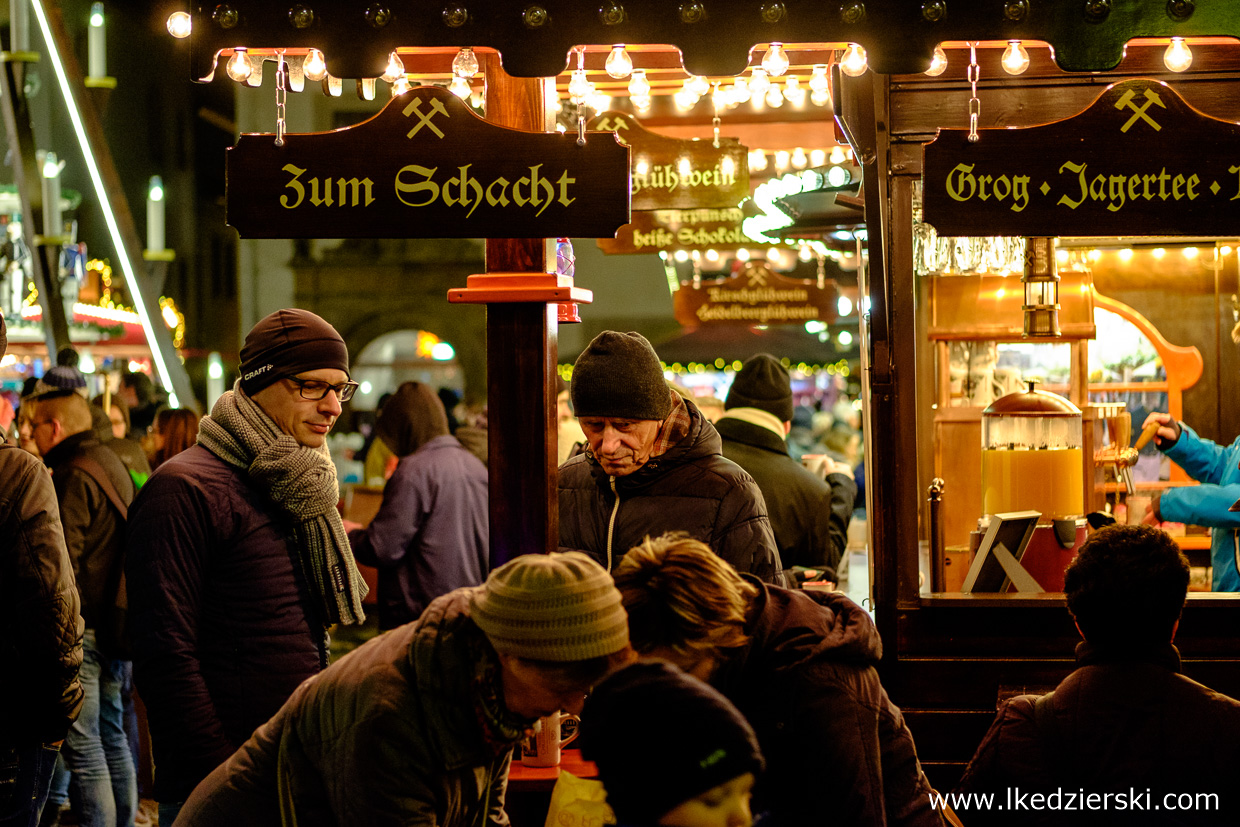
[
  {"x1": 275, "y1": 50, "x2": 287, "y2": 147},
  {"x1": 967, "y1": 42, "x2": 980, "y2": 143},
  {"x1": 575, "y1": 47, "x2": 588, "y2": 147},
  {"x1": 711, "y1": 82, "x2": 721, "y2": 148},
  {"x1": 817, "y1": 251, "x2": 826, "y2": 289}
]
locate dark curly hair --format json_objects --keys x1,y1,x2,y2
[{"x1": 1064, "y1": 524, "x2": 1189, "y2": 649}]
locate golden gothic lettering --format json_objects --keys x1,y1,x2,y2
[
  {"x1": 281, "y1": 165, "x2": 376, "y2": 209},
  {"x1": 631, "y1": 162, "x2": 737, "y2": 196}
]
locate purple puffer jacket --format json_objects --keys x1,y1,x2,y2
[{"x1": 126, "y1": 445, "x2": 327, "y2": 803}]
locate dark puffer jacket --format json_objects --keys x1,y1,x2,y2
[
  {"x1": 0, "y1": 445, "x2": 84, "y2": 746},
  {"x1": 715, "y1": 578, "x2": 944, "y2": 827},
  {"x1": 954, "y1": 643, "x2": 1240, "y2": 826},
  {"x1": 716, "y1": 414, "x2": 857, "y2": 575},
  {"x1": 558, "y1": 401, "x2": 781, "y2": 581},
  {"x1": 126, "y1": 444, "x2": 328, "y2": 803},
  {"x1": 175, "y1": 589, "x2": 520, "y2": 827}
]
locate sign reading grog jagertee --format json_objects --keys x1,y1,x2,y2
[
  {"x1": 923, "y1": 78, "x2": 1240, "y2": 237},
  {"x1": 227, "y1": 86, "x2": 630, "y2": 239},
  {"x1": 587, "y1": 111, "x2": 748, "y2": 211},
  {"x1": 673, "y1": 262, "x2": 837, "y2": 328}
]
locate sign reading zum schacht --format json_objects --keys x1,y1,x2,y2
[
  {"x1": 587, "y1": 111, "x2": 748, "y2": 212},
  {"x1": 227, "y1": 86, "x2": 630, "y2": 239},
  {"x1": 923, "y1": 78, "x2": 1240, "y2": 237}
]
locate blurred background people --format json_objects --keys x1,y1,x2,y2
[
  {"x1": 146, "y1": 408, "x2": 200, "y2": 470},
  {"x1": 346, "y1": 381, "x2": 489, "y2": 630}
]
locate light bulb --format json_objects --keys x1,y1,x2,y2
[
  {"x1": 925, "y1": 45, "x2": 947, "y2": 76},
  {"x1": 731, "y1": 76, "x2": 751, "y2": 103},
  {"x1": 391, "y1": 75, "x2": 411, "y2": 95},
  {"x1": 226, "y1": 48, "x2": 254, "y2": 82},
  {"x1": 605, "y1": 45, "x2": 633, "y2": 79},
  {"x1": 688, "y1": 74, "x2": 710, "y2": 96},
  {"x1": 1001, "y1": 40, "x2": 1029, "y2": 75},
  {"x1": 809, "y1": 64, "x2": 829, "y2": 92},
  {"x1": 628, "y1": 69, "x2": 650, "y2": 96},
  {"x1": 381, "y1": 51, "x2": 405, "y2": 83},
  {"x1": 568, "y1": 69, "x2": 591, "y2": 101},
  {"x1": 791, "y1": 147, "x2": 807, "y2": 168},
  {"x1": 302, "y1": 48, "x2": 327, "y2": 81},
  {"x1": 762, "y1": 43, "x2": 789, "y2": 77},
  {"x1": 631, "y1": 94, "x2": 652, "y2": 110},
  {"x1": 90, "y1": 3, "x2": 104, "y2": 27},
  {"x1": 810, "y1": 148, "x2": 826, "y2": 166},
  {"x1": 41, "y1": 152, "x2": 59, "y2": 179},
  {"x1": 1164, "y1": 37, "x2": 1192, "y2": 72},
  {"x1": 749, "y1": 67, "x2": 770, "y2": 97},
  {"x1": 765, "y1": 85, "x2": 784, "y2": 108},
  {"x1": 452, "y1": 47, "x2": 479, "y2": 78},
  {"x1": 830, "y1": 145, "x2": 847, "y2": 164},
  {"x1": 166, "y1": 11, "x2": 192, "y2": 38},
  {"x1": 811, "y1": 90, "x2": 830, "y2": 107},
  {"x1": 449, "y1": 75, "x2": 471, "y2": 99},
  {"x1": 674, "y1": 89, "x2": 697, "y2": 110},
  {"x1": 783, "y1": 76, "x2": 806, "y2": 106},
  {"x1": 840, "y1": 44, "x2": 867, "y2": 77}
]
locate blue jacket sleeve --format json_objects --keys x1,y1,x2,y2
[{"x1": 1160, "y1": 425, "x2": 1240, "y2": 528}]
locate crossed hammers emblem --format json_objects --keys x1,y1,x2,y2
[
  {"x1": 403, "y1": 97, "x2": 449, "y2": 139},
  {"x1": 1114, "y1": 88, "x2": 1166, "y2": 133}
]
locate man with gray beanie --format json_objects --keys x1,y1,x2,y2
[
  {"x1": 125, "y1": 308, "x2": 369, "y2": 823},
  {"x1": 717, "y1": 353, "x2": 857, "y2": 583},
  {"x1": 558, "y1": 331, "x2": 782, "y2": 582},
  {"x1": 174, "y1": 551, "x2": 633, "y2": 827}
]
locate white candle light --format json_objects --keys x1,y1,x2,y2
[
  {"x1": 88, "y1": 2, "x2": 106, "y2": 78},
  {"x1": 147, "y1": 175, "x2": 165, "y2": 251},
  {"x1": 11, "y1": 0, "x2": 29, "y2": 52},
  {"x1": 39, "y1": 150, "x2": 63, "y2": 237}
]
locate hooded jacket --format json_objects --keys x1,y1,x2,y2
[
  {"x1": 557, "y1": 398, "x2": 781, "y2": 581},
  {"x1": 349, "y1": 383, "x2": 489, "y2": 629},
  {"x1": 715, "y1": 412, "x2": 857, "y2": 575},
  {"x1": 954, "y1": 642, "x2": 1240, "y2": 826},
  {"x1": 175, "y1": 588, "x2": 520, "y2": 827},
  {"x1": 0, "y1": 444, "x2": 84, "y2": 746},
  {"x1": 714, "y1": 578, "x2": 943, "y2": 827}
]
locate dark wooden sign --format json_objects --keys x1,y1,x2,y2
[
  {"x1": 227, "y1": 86, "x2": 630, "y2": 239},
  {"x1": 598, "y1": 207, "x2": 767, "y2": 255},
  {"x1": 923, "y1": 78, "x2": 1240, "y2": 237},
  {"x1": 588, "y1": 111, "x2": 748, "y2": 212},
  {"x1": 674, "y1": 262, "x2": 836, "y2": 328}
]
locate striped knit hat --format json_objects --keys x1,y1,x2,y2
[{"x1": 471, "y1": 552, "x2": 629, "y2": 661}]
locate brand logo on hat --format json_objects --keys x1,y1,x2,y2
[{"x1": 243, "y1": 364, "x2": 273, "y2": 381}]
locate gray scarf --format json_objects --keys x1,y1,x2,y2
[{"x1": 197, "y1": 381, "x2": 368, "y2": 626}]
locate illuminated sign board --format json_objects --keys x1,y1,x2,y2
[
  {"x1": 227, "y1": 86, "x2": 630, "y2": 239},
  {"x1": 923, "y1": 78, "x2": 1240, "y2": 237},
  {"x1": 673, "y1": 262, "x2": 837, "y2": 328}
]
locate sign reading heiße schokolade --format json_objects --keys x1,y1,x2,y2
[
  {"x1": 226, "y1": 86, "x2": 630, "y2": 239},
  {"x1": 923, "y1": 78, "x2": 1240, "y2": 237},
  {"x1": 598, "y1": 208, "x2": 766, "y2": 254}
]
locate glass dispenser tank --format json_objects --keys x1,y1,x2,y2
[{"x1": 981, "y1": 382, "x2": 1084, "y2": 521}]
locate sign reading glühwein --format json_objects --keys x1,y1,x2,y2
[
  {"x1": 598, "y1": 207, "x2": 767, "y2": 255},
  {"x1": 227, "y1": 86, "x2": 630, "y2": 239},
  {"x1": 923, "y1": 78, "x2": 1240, "y2": 237},
  {"x1": 587, "y1": 111, "x2": 748, "y2": 211},
  {"x1": 674, "y1": 262, "x2": 837, "y2": 328}
]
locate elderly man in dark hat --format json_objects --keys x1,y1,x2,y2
[
  {"x1": 716, "y1": 353, "x2": 857, "y2": 583},
  {"x1": 558, "y1": 330, "x2": 781, "y2": 582},
  {"x1": 125, "y1": 309, "x2": 370, "y2": 825}
]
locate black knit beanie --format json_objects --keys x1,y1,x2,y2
[
  {"x1": 583, "y1": 662, "x2": 764, "y2": 825},
  {"x1": 238, "y1": 309, "x2": 349, "y2": 396},
  {"x1": 725, "y1": 353, "x2": 794, "y2": 422},
  {"x1": 571, "y1": 331, "x2": 671, "y2": 421}
]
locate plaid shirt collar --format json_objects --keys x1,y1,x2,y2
[{"x1": 651, "y1": 391, "x2": 690, "y2": 459}]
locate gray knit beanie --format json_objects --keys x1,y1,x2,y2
[
  {"x1": 471, "y1": 552, "x2": 630, "y2": 662},
  {"x1": 725, "y1": 353, "x2": 794, "y2": 423},
  {"x1": 571, "y1": 331, "x2": 671, "y2": 421}
]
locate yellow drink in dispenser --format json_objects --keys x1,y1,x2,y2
[{"x1": 981, "y1": 447, "x2": 1084, "y2": 520}]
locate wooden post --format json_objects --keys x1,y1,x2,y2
[{"x1": 481, "y1": 54, "x2": 558, "y2": 565}]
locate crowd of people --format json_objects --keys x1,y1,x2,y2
[{"x1": 5, "y1": 312, "x2": 1239, "y2": 827}]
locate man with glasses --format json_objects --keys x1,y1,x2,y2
[{"x1": 125, "y1": 309, "x2": 369, "y2": 824}]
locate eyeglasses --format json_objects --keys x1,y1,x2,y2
[{"x1": 285, "y1": 377, "x2": 359, "y2": 403}]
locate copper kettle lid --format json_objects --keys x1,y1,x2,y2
[{"x1": 983, "y1": 381, "x2": 1081, "y2": 416}]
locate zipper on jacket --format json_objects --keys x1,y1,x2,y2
[{"x1": 606, "y1": 476, "x2": 619, "y2": 571}]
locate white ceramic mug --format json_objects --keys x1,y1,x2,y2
[{"x1": 520, "y1": 711, "x2": 580, "y2": 768}]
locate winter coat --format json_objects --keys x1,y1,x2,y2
[
  {"x1": 716, "y1": 413, "x2": 856, "y2": 575},
  {"x1": 954, "y1": 642, "x2": 1240, "y2": 825},
  {"x1": 558, "y1": 402, "x2": 781, "y2": 581},
  {"x1": 348, "y1": 434, "x2": 489, "y2": 630},
  {"x1": 0, "y1": 445, "x2": 84, "y2": 746},
  {"x1": 126, "y1": 444, "x2": 328, "y2": 804},
  {"x1": 1157, "y1": 423, "x2": 1240, "y2": 591},
  {"x1": 175, "y1": 589, "x2": 519, "y2": 827},
  {"x1": 42, "y1": 431, "x2": 133, "y2": 634},
  {"x1": 714, "y1": 578, "x2": 943, "y2": 827}
]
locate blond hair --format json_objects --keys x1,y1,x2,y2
[
  {"x1": 613, "y1": 532, "x2": 758, "y2": 663},
  {"x1": 36, "y1": 393, "x2": 93, "y2": 436}
]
